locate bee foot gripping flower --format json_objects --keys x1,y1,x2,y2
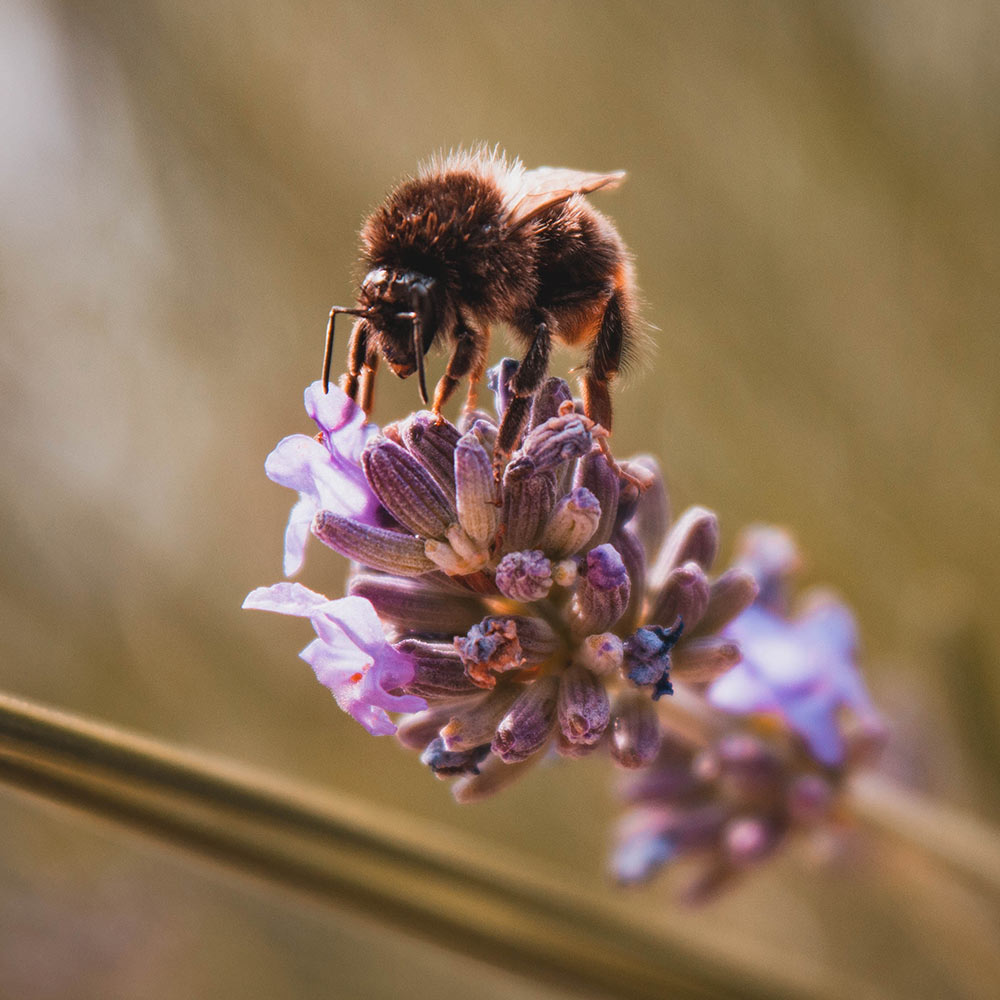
[{"x1": 612, "y1": 526, "x2": 887, "y2": 901}]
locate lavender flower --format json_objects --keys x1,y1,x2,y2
[
  {"x1": 247, "y1": 364, "x2": 754, "y2": 796},
  {"x1": 265, "y1": 381, "x2": 381, "y2": 576},
  {"x1": 611, "y1": 527, "x2": 886, "y2": 900},
  {"x1": 243, "y1": 582, "x2": 425, "y2": 735}
]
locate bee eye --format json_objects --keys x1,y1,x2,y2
[{"x1": 481, "y1": 222, "x2": 493, "y2": 234}]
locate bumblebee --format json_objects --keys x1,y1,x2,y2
[{"x1": 324, "y1": 149, "x2": 637, "y2": 456}]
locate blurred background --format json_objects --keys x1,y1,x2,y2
[{"x1": 2, "y1": 1, "x2": 999, "y2": 996}]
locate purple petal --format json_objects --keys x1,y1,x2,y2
[
  {"x1": 708, "y1": 664, "x2": 779, "y2": 715},
  {"x1": 304, "y1": 381, "x2": 376, "y2": 462},
  {"x1": 243, "y1": 581, "x2": 329, "y2": 616},
  {"x1": 244, "y1": 583, "x2": 426, "y2": 735},
  {"x1": 779, "y1": 688, "x2": 845, "y2": 766},
  {"x1": 283, "y1": 497, "x2": 315, "y2": 577}
]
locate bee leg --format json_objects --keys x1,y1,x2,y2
[
  {"x1": 581, "y1": 293, "x2": 624, "y2": 434},
  {"x1": 358, "y1": 348, "x2": 380, "y2": 416},
  {"x1": 340, "y1": 319, "x2": 372, "y2": 410},
  {"x1": 432, "y1": 324, "x2": 485, "y2": 421},
  {"x1": 582, "y1": 293, "x2": 645, "y2": 489},
  {"x1": 494, "y1": 317, "x2": 552, "y2": 476}
]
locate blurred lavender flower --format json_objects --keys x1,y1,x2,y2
[
  {"x1": 247, "y1": 362, "x2": 755, "y2": 796},
  {"x1": 612, "y1": 527, "x2": 887, "y2": 900}
]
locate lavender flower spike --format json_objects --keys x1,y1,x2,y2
[
  {"x1": 243, "y1": 582, "x2": 426, "y2": 735},
  {"x1": 265, "y1": 381, "x2": 381, "y2": 576}
]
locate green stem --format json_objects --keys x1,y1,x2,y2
[{"x1": 0, "y1": 689, "x2": 815, "y2": 1000}]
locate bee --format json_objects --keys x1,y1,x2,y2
[{"x1": 323, "y1": 149, "x2": 637, "y2": 458}]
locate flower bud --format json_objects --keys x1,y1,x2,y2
[
  {"x1": 492, "y1": 674, "x2": 560, "y2": 762},
  {"x1": 628, "y1": 456, "x2": 671, "y2": 560},
  {"x1": 573, "y1": 544, "x2": 631, "y2": 635},
  {"x1": 400, "y1": 411, "x2": 461, "y2": 496},
  {"x1": 501, "y1": 459, "x2": 558, "y2": 552},
  {"x1": 420, "y1": 736, "x2": 491, "y2": 777},
  {"x1": 454, "y1": 431, "x2": 499, "y2": 545},
  {"x1": 362, "y1": 437, "x2": 455, "y2": 538},
  {"x1": 441, "y1": 685, "x2": 520, "y2": 751},
  {"x1": 623, "y1": 622, "x2": 684, "y2": 699},
  {"x1": 529, "y1": 377, "x2": 574, "y2": 430},
  {"x1": 574, "y1": 450, "x2": 620, "y2": 549},
  {"x1": 394, "y1": 638, "x2": 484, "y2": 700},
  {"x1": 520, "y1": 410, "x2": 594, "y2": 471},
  {"x1": 576, "y1": 632, "x2": 624, "y2": 676},
  {"x1": 670, "y1": 636, "x2": 742, "y2": 683},
  {"x1": 557, "y1": 663, "x2": 610, "y2": 747},
  {"x1": 349, "y1": 574, "x2": 486, "y2": 634},
  {"x1": 539, "y1": 487, "x2": 601, "y2": 558},
  {"x1": 691, "y1": 567, "x2": 759, "y2": 637},
  {"x1": 454, "y1": 618, "x2": 525, "y2": 688},
  {"x1": 495, "y1": 550, "x2": 554, "y2": 602},
  {"x1": 312, "y1": 511, "x2": 434, "y2": 576},
  {"x1": 649, "y1": 506, "x2": 719, "y2": 592},
  {"x1": 647, "y1": 561, "x2": 710, "y2": 632},
  {"x1": 610, "y1": 691, "x2": 662, "y2": 768}
]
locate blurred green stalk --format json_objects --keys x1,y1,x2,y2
[{"x1": 1, "y1": 690, "x2": 997, "y2": 998}]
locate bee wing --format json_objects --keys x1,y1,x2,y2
[{"x1": 504, "y1": 168, "x2": 626, "y2": 230}]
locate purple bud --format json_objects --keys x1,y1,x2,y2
[
  {"x1": 349, "y1": 574, "x2": 486, "y2": 634},
  {"x1": 670, "y1": 637, "x2": 742, "y2": 683},
  {"x1": 573, "y1": 543, "x2": 631, "y2": 635},
  {"x1": 623, "y1": 622, "x2": 684, "y2": 699},
  {"x1": 492, "y1": 674, "x2": 560, "y2": 762},
  {"x1": 724, "y1": 817, "x2": 781, "y2": 867},
  {"x1": 612, "y1": 526, "x2": 646, "y2": 635},
  {"x1": 454, "y1": 432, "x2": 499, "y2": 545},
  {"x1": 649, "y1": 507, "x2": 719, "y2": 592},
  {"x1": 501, "y1": 459, "x2": 558, "y2": 552},
  {"x1": 574, "y1": 450, "x2": 620, "y2": 550},
  {"x1": 440, "y1": 686, "x2": 520, "y2": 751},
  {"x1": 395, "y1": 707, "x2": 454, "y2": 750},
  {"x1": 394, "y1": 638, "x2": 485, "y2": 699},
  {"x1": 557, "y1": 663, "x2": 610, "y2": 747},
  {"x1": 520, "y1": 411, "x2": 594, "y2": 471},
  {"x1": 312, "y1": 511, "x2": 434, "y2": 576},
  {"x1": 576, "y1": 632, "x2": 624, "y2": 675},
  {"x1": 647, "y1": 561, "x2": 710, "y2": 632},
  {"x1": 627, "y1": 456, "x2": 671, "y2": 560},
  {"x1": 539, "y1": 487, "x2": 601, "y2": 558},
  {"x1": 400, "y1": 411, "x2": 461, "y2": 497},
  {"x1": 691, "y1": 568, "x2": 759, "y2": 637},
  {"x1": 610, "y1": 691, "x2": 662, "y2": 768},
  {"x1": 454, "y1": 618, "x2": 525, "y2": 688},
  {"x1": 495, "y1": 550, "x2": 554, "y2": 602},
  {"x1": 362, "y1": 437, "x2": 456, "y2": 538},
  {"x1": 420, "y1": 736, "x2": 491, "y2": 777},
  {"x1": 529, "y1": 378, "x2": 574, "y2": 431}
]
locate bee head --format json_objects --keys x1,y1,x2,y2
[{"x1": 360, "y1": 269, "x2": 439, "y2": 390}]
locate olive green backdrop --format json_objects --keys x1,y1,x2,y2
[{"x1": 2, "y1": 1, "x2": 998, "y2": 997}]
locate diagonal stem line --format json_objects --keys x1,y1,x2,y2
[{"x1": 0, "y1": 690, "x2": 821, "y2": 1000}]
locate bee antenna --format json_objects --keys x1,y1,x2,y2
[{"x1": 323, "y1": 307, "x2": 370, "y2": 393}]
